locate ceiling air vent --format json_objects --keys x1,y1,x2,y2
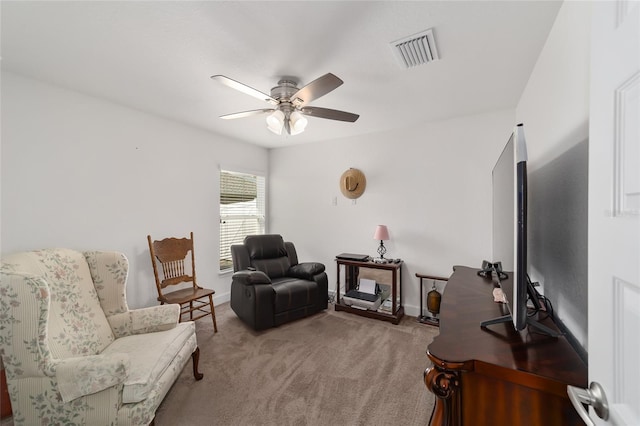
[{"x1": 390, "y1": 28, "x2": 439, "y2": 69}]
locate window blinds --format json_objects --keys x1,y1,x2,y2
[{"x1": 219, "y1": 170, "x2": 265, "y2": 271}]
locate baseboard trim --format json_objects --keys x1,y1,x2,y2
[{"x1": 214, "y1": 291, "x2": 230, "y2": 305}]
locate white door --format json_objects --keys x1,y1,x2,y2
[{"x1": 572, "y1": 1, "x2": 640, "y2": 425}]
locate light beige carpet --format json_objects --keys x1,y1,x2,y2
[{"x1": 154, "y1": 302, "x2": 439, "y2": 426}]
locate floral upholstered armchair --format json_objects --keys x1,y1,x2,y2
[{"x1": 0, "y1": 248, "x2": 203, "y2": 425}]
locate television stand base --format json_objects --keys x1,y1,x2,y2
[{"x1": 480, "y1": 313, "x2": 561, "y2": 337}]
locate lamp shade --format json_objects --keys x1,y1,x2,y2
[
  {"x1": 373, "y1": 225, "x2": 389, "y2": 241},
  {"x1": 289, "y1": 110, "x2": 308, "y2": 135},
  {"x1": 266, "y1": 110, "x2": 285, "y2": 135}
]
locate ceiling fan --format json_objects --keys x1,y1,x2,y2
[{"x1": 211, "y1": 73, "x2": 359, "y2": 136}]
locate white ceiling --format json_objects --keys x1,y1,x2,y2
[{"x1": 1, "y1": 1, "x2": 562, "y2": 149}]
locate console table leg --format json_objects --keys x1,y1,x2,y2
[{"x1": 424, "y1": 366, "x2": 461, "y2": 426}]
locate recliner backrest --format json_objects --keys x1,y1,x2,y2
[{"x1": 242, "y1": 234, "x2": 292, "y2": 279}]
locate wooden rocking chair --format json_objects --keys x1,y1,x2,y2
[{"x1": 147, "y1": 232, "x2": 218, "y2": 332}]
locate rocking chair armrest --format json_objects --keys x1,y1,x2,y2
[
  {"x1": 232, "y1": 270, "x2": 272, "y2": 285},
  {"x1": 53, "y1": 353, "x2": 130, "y2": 403},
  {"x1": 107, "y1": 304, "x2": 180, "y2": 338}
]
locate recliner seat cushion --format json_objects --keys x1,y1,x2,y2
[
  {"x1": 271, "y1": 277, "x2": 319, "y2": 314},
  {"x1": 101, "y1": 321, "x2": 196, "y2": 403}
]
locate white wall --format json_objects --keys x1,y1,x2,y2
[
  {"x1": 516, "y1": 1, "x2": 591, "y2": 351},
  {"x1": 1, "y1": 72, "x2": 269, "y2": 308},
  {"x1": 2, "y1": 0, "x2": 591, "y2": 331},
  {"x1": 269, "y1": 2, "x2": 591, "y2": 330},
  {"x1": 269, "y1": 109, "x2": 516, "y2": 316}
]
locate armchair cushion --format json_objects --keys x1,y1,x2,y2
[
  {"x1": 102, "y1": 321, "x2": 196, "y2": 404},
  {"x1": 288, "y1": 262, "x2": 325, "y2": 280}
]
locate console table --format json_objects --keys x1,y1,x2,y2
[
  {"x1": 424, "y1": 265, "x2": 587, "y2": 426},
  {"x1": 334, "y1": 258, "x2": 403, "y2": 324}
]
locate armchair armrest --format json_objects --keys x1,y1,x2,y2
[
  {"x1": 288, "y1": 262, "x2": 326, "y2": 280},
  {"x1": 232, "y1": 270, "x2": 272, "y2": 285},
  {"x1": 54, "y1": 353, "x2": 129, "y2": 403},
  {"x1": 107, "y1": 304, "x2": 180, "y2": 338}
]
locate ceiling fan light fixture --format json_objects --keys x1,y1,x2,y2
[
  {"x1": 266, "y1": 110, "x2": 285, "y2": 134},
  {"x1": 213, "y1": 73, "x2": 359, "y2": 137},
  {"x1": 289, "y1": 111, "x2": 308, "y2": 135}
]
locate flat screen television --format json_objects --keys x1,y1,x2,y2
[{"x1": 481, "y1": 124, "x2": 559, "y2": 336}]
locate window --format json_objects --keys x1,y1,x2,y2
[{"x1": 219, "y1": 170, "x2": 265, "y2": 271}]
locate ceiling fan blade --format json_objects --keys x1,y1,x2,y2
[
  {"x1": 300, "y1": 106, "x2": 359, "y2": 123},
  {"x1": 220, "y1": 109, "x2": 274, "y2": 120},
  {"x1": 290, "y1": 73, "x2": 343, "y2": 107},
  {"x1": 211, "y1": 75, "x2": 278, "y2": 105}
]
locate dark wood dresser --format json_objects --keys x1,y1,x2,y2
[{"x1": 424, "y1": 265, "x2": 587, "y2": 426}]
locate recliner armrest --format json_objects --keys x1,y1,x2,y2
[
  {"x1": 288, "y1": 262, "x2": 326, "y2": 280},
  {"x1": 232, "y1": 270, "x2": 272, "y2": 285}
]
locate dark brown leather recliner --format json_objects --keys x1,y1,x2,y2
[{"x1": 230, "y1": 234, "x2": 328, "y2": 331}]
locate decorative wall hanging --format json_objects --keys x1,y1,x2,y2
[{"x1": 340, "y1": 168, "x2": 366, "y2": 199}]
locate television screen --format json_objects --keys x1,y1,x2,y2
[
  {"x1": 482, "y1": 124, "x2": 560, "y2": 336},
  {"x1": 491, "y1": 124, "x2": 528, "y2": 330}
]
